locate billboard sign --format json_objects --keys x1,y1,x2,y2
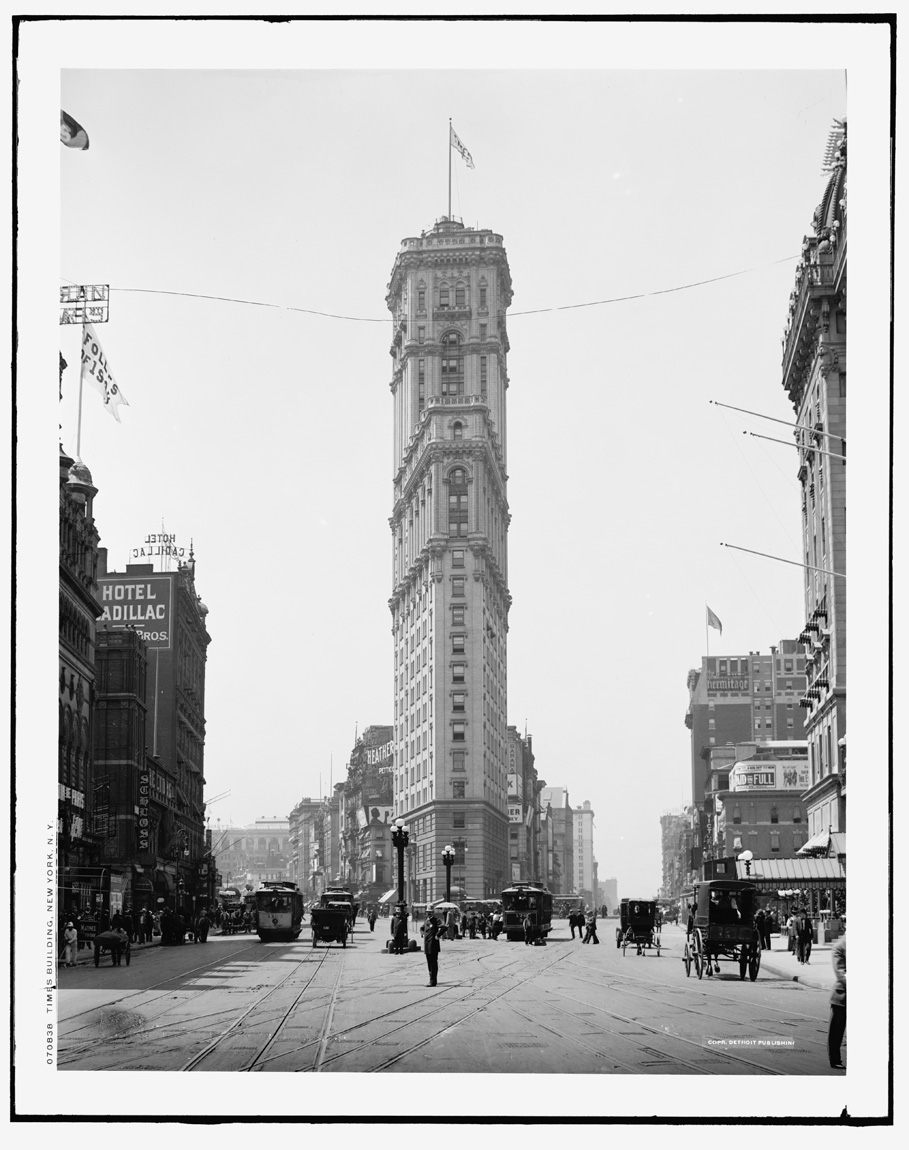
[
  {"x1": 730, "y1": 762, "x2": 810, "y2": 791},
  {"x1": 97, "y1": 574, "x2": 172, "y2": 649}
]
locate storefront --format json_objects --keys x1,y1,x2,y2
[{"x1": 729, "y1": 856, "x2": 846, "y2": 929}]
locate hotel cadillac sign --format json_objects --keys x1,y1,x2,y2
[{"x1": 131, "y1": 533, "x2": 187, "y2": 561}]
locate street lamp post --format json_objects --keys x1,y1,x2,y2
[
  {"x1": 391, "y1": 818, "x2": 409, "y2": 906},
  {"x1": 442, "y1": 845, "x2": 455, "y2": 903}
]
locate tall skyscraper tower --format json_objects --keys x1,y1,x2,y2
[{"x1": 386, "y1": 216, "x2": 513, "y2": 901}]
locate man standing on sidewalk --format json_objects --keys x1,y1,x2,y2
[
  {"x1": 423, "y1": 912, "x2": 442, "y2": 986},
  {"x1": 828, "y1": 933, "x2": 846, "y2": 1069}
]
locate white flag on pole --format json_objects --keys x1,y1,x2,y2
[
  {"x1": 81, "y1": 324, "x2": 129, "y2": 422},
  {"x1": 450, "y1": 124, "x2": 475, "y2": 169}
]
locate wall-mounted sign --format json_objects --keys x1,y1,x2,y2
[
  {"x1": 507, "y1": 772, "x2": 523, "y2": 800},
  {"x1": 137, "y1": 769, "x2": 151, "y2": 857},
  {"x1": 508, "y1": 805, "x2": 522, "y2": 823},
  {"x1": 707, "y1": 676, "x2": 750, "y2": 693},
  {"x1": 97, "y1": 574, "x2": 172, "y2": 649}
]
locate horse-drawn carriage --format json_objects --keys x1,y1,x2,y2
[
  {"x1": 616, "y1": 898, "x2": 661, "y2": 956},
  {"x1": 683, "y1": 879, "x2": 762, "y2": 981},
  {"x1": 310, "y1": 902, "x2": 350, "y2": 948}
]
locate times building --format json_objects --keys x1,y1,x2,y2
[{"x1": 386, "y1": 216, "x2": 512, "y2": 902}]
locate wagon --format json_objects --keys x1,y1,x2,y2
[
  {"x1": 310, "y1": 903, "x2": 350, "y2": 948},
  {"x1": 92, "y1": 930, "x2": 131, "y2": 967},
  {"x1": 683, "y1": 879, "x2": 761, "y2": 981},
  {"x1": 616, "y1": 898, "x2": 661, "y2": 956}
]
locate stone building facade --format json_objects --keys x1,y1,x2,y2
[
  {"x1": 385, "y1": 216, "x2": 513, "y2": 900},
  {"x1": 58, "y1": 440, "x2": 103, "y2": 915},
  {"x1": 780, "y1": 118, "x2": 847, "y2": 846}
]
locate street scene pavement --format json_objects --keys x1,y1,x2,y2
[{"x1": 57, "y1": 919, "x2": 840, "y2": 1075}]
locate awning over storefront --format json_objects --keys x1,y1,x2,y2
[
  {"x1": 377, "y1": 888, "x2": 400, "y2": 904},
  {"x1": 797, "y1": 828, "x2": 833, "y2": 856},
  {"x1": 734, "y1": 857, "x2": 845, "y2": 888}
]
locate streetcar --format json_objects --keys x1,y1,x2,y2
[
  {"x1": 501, "y1": 880, "x2": 553, "y2": 944},
  {"x1": 555, "y1": 894, "x2": 584, "y2": 919},
  {"x1": 254, "y1": 880, "x2": 305, "y2": 942},
  {"x1": 683, "y1": 879, "x2": 761, "y2": 981}
]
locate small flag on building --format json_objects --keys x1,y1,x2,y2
[
  {"x1": 61, "y1": 110, "x2": 89, "y2": 150},
  {"x1": 706, "y1": 605, "x2": 723, "y2": 635},
  {"x1": 81, "y1": 324, "x2": 128, "y2": 421},
  {"x1": 450, "y1": 124, "x2": 475, "y2": 169}
]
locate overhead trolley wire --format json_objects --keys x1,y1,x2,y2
[{"x1": 62, "y1": 253, "x2": 799, "y2": 326}]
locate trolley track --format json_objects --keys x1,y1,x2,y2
[
  {"x1": 535, "y1": 984, "x2": 786, "y2": 1075},
  {"x1": 59, "y1": 942, "x2": 330, "y2": 1066},
  {"x1": 179, "y1": 946, "x2": 336, "y2": 1071},
  {"x1": 560, "y1": 955, "x2": 830, "y2": 1048},
  {"x1": 247, "y1": 945, "x2": 575, "y2": 1072}
]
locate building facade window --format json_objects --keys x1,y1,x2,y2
[
  {"x1": 452, "y1": 663, "x2": 465, "y2": 683},
  {"x1": 479, "y1": 287, "x2": 487, "y2": 308},
  {"x1": 451, "y1": 549, "x2": 465, "y2": 568},
  {"x1": 770, "y1": 832, "x2": 780, "y2": 853},
  {"x1": 452, "y1": 634, "x2": 465, "y2": 654},
  {"x1": 453, "y1": 782, "x2": 465, "y2": 800},
  {"x1": 439, "y1": 285, "x2": 449, "y2": 308},
  {"x1": 451, "y1": 606, "x2": 465, "y2": 626},
  {"x1": 448, "y1": 469, "x2": 468, "y2": 536},
  {"x1": 452, "y1": 421, "x2": 463, "y2": 439},
  {"x1": 441, "y1": 332, "x2": 464, "y2": 395},
  {"x1": 455, "y1": 285, "x2": 465, "y2": 307},
  {"x1": 417, "y1": 289, "x2": 425, "y2": 311},
  {"x1": 452, "y1": 576, "x2": 465, "y2": 596}
]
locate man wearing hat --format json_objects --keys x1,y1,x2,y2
[
  {"x1": 423, "y1": 912, "x2": 443, "y2": 987},
  {"x1": 63, "y1": 921, "x2": 79, "y2": 967}
]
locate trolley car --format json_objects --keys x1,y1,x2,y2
[
  {"x1": 683, "y1": 879, "x2": 762, "y2": 981},
  {"x1": 501, "y1": 880, "x2": 553, "y2": 944},
  {"x1": 616, "y1": 898, "x2": 661, "y2": 956},
  {"x1": 254, "y1": 880, "x2": 305, "y2": 942}
]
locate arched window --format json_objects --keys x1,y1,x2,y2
[
  {"x1": 448, "y1": 468, "x2": 468, "y2": 537},
  {"x1": 452, "y1": 421, "x2": 463, "y2": 440},
  {"x1": 441, "y1": 332, "x2": 464, "y2": 396}
]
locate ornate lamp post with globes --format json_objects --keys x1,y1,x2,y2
[
  {"x1": 442, "y1": 844, "x2": 455, "y2": 904},
  {"x1": 390, "y1": 818, "x2": 410, "y2": 949}
]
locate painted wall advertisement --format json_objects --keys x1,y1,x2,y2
[{"x1": 97, "y1": 574, "x2": 173, "y2": 649}]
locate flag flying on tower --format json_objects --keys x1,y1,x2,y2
[
  {"x1": 706, "y1": 605, "x2": 723, "y2": 634},
  {"x1": 81, "y1": 324, "x2": 128, "y2": 421},
  {"x1": 60, "y1": 110, "x2": 89, "y2": 150},
  {"x1": 450, "y1": 124, "x2": 475, "y2": 169}
]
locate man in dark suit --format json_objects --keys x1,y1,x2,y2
[
  {"x1": 828, "y1": 933, "x2": 846, "y2": 1068},
  {"x1": 423, "y1": 913, "x2": 442, "y2": 986}
]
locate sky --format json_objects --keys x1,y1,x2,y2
[
  {"x1": 52, "y1": 58, "x2": 859, "y2": 903},
  {"x1": 16, "y1": 13, "x2": 895, "y2": 1123}
]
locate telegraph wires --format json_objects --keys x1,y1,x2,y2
[{"x1": 62, "y1": 252, "x2": 799, "y2": 327}]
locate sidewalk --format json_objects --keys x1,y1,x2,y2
[
  {"x1": 59, "y1": 936, "x2": 162, "y2": 968},
  {"x1": 758, "y1": 938, "x2": 837, "y2": 992}
]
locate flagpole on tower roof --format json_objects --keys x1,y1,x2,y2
[{"x1": 448, "y1": 118, "x2": 452, "y2": 220}]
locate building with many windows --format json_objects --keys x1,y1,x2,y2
[
  {"x1": 58, "y1": 437, "x2": 103, "y2": 917},
  {"x1": 780, "y1": 118, "x2": 847, "y2": 851},
  {"x1": 385, "y1": 216, "x2": 513, "y2": 901},
  {"x1": 505, "y1": 727, "x2": 544, "y2": 884},
  {"x1": 572, "y1": 800, "x2": 597, "y2": 906},
  {"x1": 685, "y1": 641, "x2": 807, "y2": 875},
  {"x1": 95, "y1": 554, "x2": 211, "y2": 908},
  {"x1": 540, "y1": 787, "x2": 574, "y2": 895}
]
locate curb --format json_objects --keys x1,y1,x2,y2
[{"x1": 758, "y1": 954, "x2": 834, "y2": 992}]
